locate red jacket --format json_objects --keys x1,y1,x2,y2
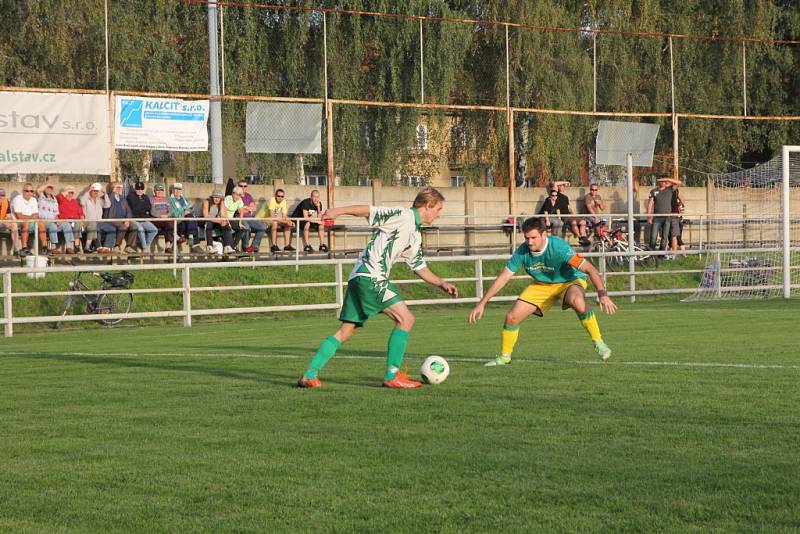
[{"x1": 56, "y1": 193, "x2": 84, "y2": 220}]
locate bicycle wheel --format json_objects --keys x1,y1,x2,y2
[
  {"x1": 95, "y1": 290, "x2": 133, "y2": 325},
  {"x1": 53, "y1": 294, "x2": 74, "y2": 329}
]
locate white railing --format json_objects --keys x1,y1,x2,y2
[{"x1": 2, "y1": 246, "x2": 797, "y2": 337}]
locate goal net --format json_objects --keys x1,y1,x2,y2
[{"x1": 684, "y1": 146, "x2": 800, "y2": 301}]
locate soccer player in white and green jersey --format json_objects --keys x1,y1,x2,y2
[
  {"x1": 298, "y1": 188, "x2": 459, "y2": 389},
  {"x1": 468, "y1": 217, "x2": 617, "y2": 365}
]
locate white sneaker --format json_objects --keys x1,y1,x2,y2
[{"x1": 223, "y1": 245, "x2": 235, "y2": 254}]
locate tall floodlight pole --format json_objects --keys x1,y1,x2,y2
[
  {"x1": 208, "y1": 1, "x2": 224, "y2": 184},
  {"x1": 627, "y1": 153, "x2": 636, "y2": 302}
]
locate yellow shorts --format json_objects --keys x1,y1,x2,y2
[{"x1": 518, "y1": 278, "x2": 588, "y2": 316}]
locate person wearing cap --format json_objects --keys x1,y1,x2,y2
[
  {"x1": 237, "y1": 179, "x2": 266, "y2": 254},
  {"x1": 81, "y1": 182, "x2": 116, "y2": 253},
  {"x1": 169, "y1": 183, "x2": 201, "y2": 252},
  {"x1": 11, "y1": 182, "x2": 40, "y2": 255},
  {"x1": 36, "y1": 183, "x2": 61, "y2": 253},
  {"x1": 127, "y1": 181, "x2": 159, "y2": 253},
  {"x1": 56, "y1": 185, "x2": 84, "y2": 254},
  {"x1": 0, "y1": 188, "x2": 21, "y2": 255},
  {"x1": 150, "y1": 184, "x2": 174, "y2": 253},
  {"x1": 104, "y1": 181, "x2": 138, "y2": 253},
  {"x1": 202, "y1": 190, "x2": 236, "y2": 255},
  {"x1": 223, "y1": 186, "x2": 246, "y2": 251}
]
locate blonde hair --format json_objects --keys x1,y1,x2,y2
[{"x1": 412, "y1": 187, "x2": 445, "y2": 208}]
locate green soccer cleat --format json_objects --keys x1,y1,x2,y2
[
  {"x1": 594, "y1": 340, "x2": 612, "y2": 361},
  {"x1": 484, "y1": 355, "x2": 512, "y2": 367}
]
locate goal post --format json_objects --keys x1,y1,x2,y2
[{"x1": 781, "y1": 145, "x2": 799, "y2": 299}]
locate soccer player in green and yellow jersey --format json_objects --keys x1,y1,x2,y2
[
  {"x1": 298, "y1": 188, "x2": 459, "y2": 389},
  {"x1": 468, "y1": 217, "x2": 617, "y2": 365}
]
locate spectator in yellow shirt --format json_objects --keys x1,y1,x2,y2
[{"x1": 266, "y1": 188, "x2": 295, "y2": 252}]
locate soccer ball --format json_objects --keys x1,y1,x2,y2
[{"x1": 420, "y1": 355, "x2": 450, "y2": 385}]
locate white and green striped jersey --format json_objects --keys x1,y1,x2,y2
[{"x1": 349, "y1": 206, "x2": 427, "y2": 283}]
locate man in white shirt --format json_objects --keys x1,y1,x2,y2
[{"x1": 11, "y1": 183, "x2": 39, "y2": 254}]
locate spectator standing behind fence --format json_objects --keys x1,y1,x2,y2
[
  {"x1": 0, "y1": 189, "x2": 21, "y2": 255},
  {"x1": 105, "y1": 182, "x2": 139, "y2": 253},
  {"x1": 150, "y1": 183, "x2": 174, "y2": 253},
  {"x1": 11, "y1": 183, "x2": 40, "y2": 255},
  {"x1": 55, "y1": 185, "x2": 83, "y2": 254},
  {"x1": 81, "y1": 183, "x2": 114, "y2": 253},
  {"x1": 127, "y1": 181, "x2": 159, "y2": 253},
  {"x1": 647, "y1": 177, "x2": 681, "y2": 254},
  {"x1": 203, "y1": 190, "x2": 236, "y2": 255},
  {"x1": 538, "y1": 189, "x2": 564, "y2": 237},
  {"x1": 223, "y1": 186, "x2": 246, "y2": 250},
  {"x1": 291, "y1": 189, "x2": 328, "y2": 253},
  {"x1": 169, "y1": 183, "x2": 202, "y2": 253},
  {"x1": 36, "y1": 183, "x2": 61, "y2": 254},
  {"x1": 237, "y1": 180, "x2": 266, "y2": 254},
  {"x1": 266, "y1": 188, "x2": 295, "y2": 252},
  {"x1": 582, "y1": 183, "x2": 606, "y2": 238},
  {"x1": 670, "y1": 186, "x2": 686, "y2": 255}
]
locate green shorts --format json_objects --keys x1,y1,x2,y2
[{"x1": 339, "y1": 276, "x2": 405, "y2": 327}]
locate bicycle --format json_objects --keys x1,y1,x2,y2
[
  {"x1": 54, "y1": 271, "x2": 135, "y2": 328},
  {"x1": 588, "y1": 222, "x2": 650, "y2": 270}
]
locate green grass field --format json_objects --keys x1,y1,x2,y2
[{"x1": 1, "y1": 299, "x2": 799, "y2": 532}]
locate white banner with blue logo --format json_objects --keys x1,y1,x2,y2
[
  {"x1": 0, "y1": 91, "x2": 110, "y2": 174},
  {"x1": 114, "y1": 96, "x2": 209, "y2": 151}
]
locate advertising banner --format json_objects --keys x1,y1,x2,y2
[
  {"x1": 245, "y1": 102, "x2": 322, "y2": 154},
  {"x1": 0, "y1": 91, "x2": 110, "y2": 175},
  {"x1": 115, "y1": 96, "x2": 209, "y2": 151}
]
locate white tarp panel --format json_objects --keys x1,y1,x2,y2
[
  {"x1": 596, "y1": 120, "x2": 660, "y2": 166},
  {"x1": 245, "y1": 102, "x2": 322, "y2": 154},
  {"x1": 0, "y1": 91, "x2": 110, "y2": 175},
  {"x1": 115, "y1": 96, "x2": 209, "y2": 151}
]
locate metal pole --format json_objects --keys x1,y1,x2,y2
[
  {"x1": 219, "y1": 3, "x2": 226, "y2": 95},
  {"x1": 334, "y1": 262, "x2": 344, "y2": 308},
  {"x1": 627, "y1": 153, "x2": 636, "y2": 303},
  {"x1": 323, "y1": 13, "x2": 329, "y2": 102},
  {"x1": 742, "y1": 41, "x2": 747, "y2": 117},
  {"x1": 104, "y1": 0, "x2": 115, "y2": 181},
  {"x1": 782, "y1": 146, "x2": 791, "y2": 298},
  {"x1": 474, "y1": 258, "x2": 484, "y2": 301},
  {"x1": 3, "y1": 271, "x2": 12, "y2": 337},
  {"x1": 505, "y1": 26, "x2": 516, "y2": 215},
  {"x1": 592, "y1": 33, "x2": 597, "y2": 112},
  {"x1": 172, "y1": 219, "x2": 178, "y2": 276},
  {"x1": 182, "y1": 265, "x2": 192, "y2": 327},
  {"x1": 207, "y1": 1, "x2": 224, "y2": 184},
  {"x1": 419, "y1": 18, "x2": 425, "y2": 104},
  {"x1": 295, "y1": 219, "x2": 300, "y2": 272},
  {"x1": 669, "y1": 37, "x2": 675, "y2": 115},
  {"x1": 672, "y1": 114, "x2": 679, "y2": 181}
]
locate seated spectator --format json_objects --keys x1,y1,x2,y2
[
  {"x1": 80, "y1": 182, "x2": 115, "y2": 253},
  {"x1": 150, "y1": 183, "x2": 174, "y2": 253},
  {"x1": 291, "y1": 189, "x2": 328, "y2": 253},
  {"x1": 55, "y1": 185, "x2": 83, "y2": 254},
  {"x1": 105, "y1": 182, "x2": 139, "y2": 253},
  {"x1": 126, "y1": 181, "x2": 158, "y2": 253},
  {"x1": 169, "y1": 183, "x2": 201, "y2": 252},
  {"x1": 36, "y1": 183, "x2": 61, "y2": 254},
  {"x1": 237, "y1": 180, "x2": 266, "y2": 253},
  {"x1": 223, "y1": 186, "x2": 246, "y2": 250},
  {"x1": 266, "y1": 188, "x2": 295, "y2": 252},
  {"x1": 551, "y1": 180, "x2": 589, "y2": 246},
  {"x1": 0, "y1": 188, "x2": 21, "y2": 255},
  {"x1": 582, "y1": 183, "x2": 607, "y2": 237},
  {"x1": 203, "y1": 190, "x2": 236, "y2": 255},
  {"x1": 538, "y1": 189, "x2": 564, "y2": 237},
  {"x1": 11, "y1": 183, "x2": 40, "y2": 255}
]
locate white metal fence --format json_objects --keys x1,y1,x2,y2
[{"x1": 2, "y1": 246, "x2": 797, "y2": 337}]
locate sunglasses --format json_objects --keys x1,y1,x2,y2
[
  {"x1": 276, "y1": 195, "x2": 284, "y2": 199},
  {"x1": 239, "y1": 184, "x2": 248, "y2": 188},
  {"x1": 590, "y1": 188, "x2": 598, "y2": 192},
  {"x1": 23, "y1": 189, "x2": 34, "y2": 192}
]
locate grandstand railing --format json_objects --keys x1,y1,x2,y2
[{"x1": 2, "y1": 245, "x2": 796, "y2": 337}]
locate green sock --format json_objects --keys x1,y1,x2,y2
[
  {"x1": 384, "y1": 328, "x2": 410, "y2": 381},
  {"x1": 304, "y1": 335, "x2": 341, "y2": 379}
]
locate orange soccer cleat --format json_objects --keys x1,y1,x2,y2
[
  {"x1": 297, "y1": 375, "x2": 322, "y2": 388},
  {"x1": 382, "y1": 375, "x2": 422, "y2": 389}
]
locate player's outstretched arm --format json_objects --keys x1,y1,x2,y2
[
  {"x1": 414, "y1": 267, "x2": 458, "y2": 298},
  {"x1": 468, "y1": 268, "x2": 515, "y2": 323},
  {"x1": 320, "y1": 205, "x2": 370, "y2": 221},
  {"x1": 578, "y1": 260, "x2": 617, "y2": 315}
]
